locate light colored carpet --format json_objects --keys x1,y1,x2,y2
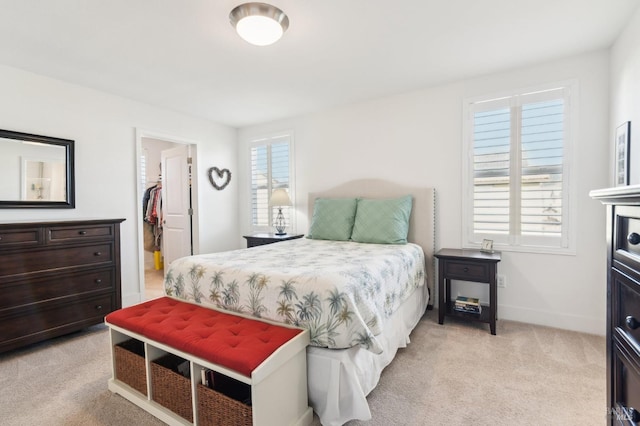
[{"x1": 0, "y1": 311, "x2": 605, "y2": 425}]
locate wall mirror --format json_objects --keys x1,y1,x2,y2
[{"x1": 0, "y1": 129, "x2": 75, "y2": 208}]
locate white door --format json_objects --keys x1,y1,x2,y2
[{"x1": 161, "y1": 144, "x2": 192, "y2": 270}]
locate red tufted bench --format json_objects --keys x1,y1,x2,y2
[
  {"x1": 105, "y1": 296, "x2": 302, "y2": 377},
  {"x1": 105, "y1": 296, "x2": 312, "y2": 426}
]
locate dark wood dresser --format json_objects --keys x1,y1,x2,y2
[
  {"x1": 591, "y1": 186, "x2": 640, "y2": 424},
  {"x1": 0, "y1": 218, "x2": 125, "y2": 353}
]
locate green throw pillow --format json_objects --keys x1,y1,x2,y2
[
  {"x1": 308, "y1": 198, "x2": 358, "y2": 241},
  {"x1": 351, "y1": 195, "x2": 413, "y2": 244}
]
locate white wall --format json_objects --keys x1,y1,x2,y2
[
  {"x1": 238, "y1": 50, "x2": 610, "y2": 335},
  {"x1": 611, "y1": 6, "x2": 640, "y2": 185},
  {"x1": 0, "y1": 65, "x2": 239, "y2": 307},
  {"x1": 142, "y1": 137, "x2": 177, "y2": 186}
]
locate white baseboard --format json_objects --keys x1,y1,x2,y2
[{"x1": 498, "y1": 303, "x2": 605, "y2": 336}]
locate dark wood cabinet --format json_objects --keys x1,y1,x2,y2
[
  {"x1": 0, "y1": 219, "x2": 125, "y2": 353},
  {"x1": 243, "y1": 233, "x2": 304, "y2": 248},
  {"x1": 591, "y1": 187, "x2": 640, "y2": 424},
  {"x1": 435, "y1": 248, "x2": 501, "y2": 335}
]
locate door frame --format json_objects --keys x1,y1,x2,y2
[{"x1": 135, "y1": 128, "x2": 200, "y2": 301}]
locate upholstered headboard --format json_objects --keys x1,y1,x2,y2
[{"x1": 308, "y1": 179, "x2": 436, "y2": 307}]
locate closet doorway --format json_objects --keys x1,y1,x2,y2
[{"x1": 137, "y1": 131, "x2": 198, "y2": 301}]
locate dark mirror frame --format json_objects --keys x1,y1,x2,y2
[{"x1": 0, "y1": 129, "x2": 75, "y2": 209}]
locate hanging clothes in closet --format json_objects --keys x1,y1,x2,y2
[{"x1": 142, "y1": 182, "x2": 163, "y2": 250}]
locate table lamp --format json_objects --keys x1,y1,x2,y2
[{"x1": 269, "y1": 188, "x2": 292, "y2": 235}]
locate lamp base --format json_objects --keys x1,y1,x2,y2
[{"x1": 274, "y1": 207, "x2": 287, "y2": 236}]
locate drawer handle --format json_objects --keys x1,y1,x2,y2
[
  {"x1": 626, "y1": 315, "x2": 640, "y2": 330},
  {"x1": 78, "y1": 230, "x2": 87, "y2": 235},
  {"x1": 627, "y1": 232, "x2": 640, "y2": 245},
  {"x1": 463, "y1": 267, "x2": 469, "y2": 272},
  {"x1": 94, "y1": 251, "x2": 102, "y2": 256},
  {"x1": 95, "y1": 279, "x2": 102, "y2": 284},
  {"x1": 95, "y1": 305, "x2": 103, "y2": 310}
]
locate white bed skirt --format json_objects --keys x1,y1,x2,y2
[{"x1": 307, "y1": 284, "x2": 429, "y2": 426}]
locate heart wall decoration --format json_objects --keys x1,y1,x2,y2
[{"x1": 207, "y1": 167, "x2": 232, "y2": 190}]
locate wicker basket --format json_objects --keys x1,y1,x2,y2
[
  {"x1": 151, "y1": 354, "x2": 193, "y2": 422},
  {"x1": 114, "y1": 339, "x2": 147, "y2": 396},
  {"x1": 197, "y1": 383, "x2": 253, "y2": 426}
]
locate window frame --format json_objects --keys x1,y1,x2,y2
[
  {"x1": 461, "y1": 80, "x2": 578, "y2": 255},
  {"x1": 247, "y1": 132, "x2": 296, "y2": 234}
]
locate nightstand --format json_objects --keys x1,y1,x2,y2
[
  {"x1": 435, "y1": 248, "x2": 501, "y2": 335},
  {"x1": 243, "y1": 233, "x2": 304, "y2": 248}
]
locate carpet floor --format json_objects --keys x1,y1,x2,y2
[{"x1": 0, "y1": 310, "x2": 606, "y2": 425}]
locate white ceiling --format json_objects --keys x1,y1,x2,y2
[{"x1": 0, "y1": 0, "x2": 637, "y2": 128}]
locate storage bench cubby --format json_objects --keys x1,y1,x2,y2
[
  {"x1": 105, "y1": 297, "x2": 312, "y2": 426},
  {"x1": 114, "y1": 339, "x2": 147, "y2": 396},
  {"x1": 197, "y1": 383, "x2": 252, "y2": 426},
  {"x1": 151, "y1": 354, "x2": 194, "y2": 422}
]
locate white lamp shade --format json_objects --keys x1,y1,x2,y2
[
  {"x1": 230, "y1": 3, "x2": 289, "y2": 46},
  {"x1": 236, "y1": 16, "x2": 283, "y2": 46},
  {"x1": 270, "y1": 188, "x2": 292, "y2": 206}
]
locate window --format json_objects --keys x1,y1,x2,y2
[
  {"x1": 249, "y1": 133, "x2": 294, "y2": 232},
  {"x1": 140, "y1": 149, "x2": 148, "y2": 195},
  {"x1": 462, "y1": 83, "x2": 576, "y2": 253}
]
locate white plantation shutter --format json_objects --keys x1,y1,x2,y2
[
  {"x1": 140, "y1": 150, "x2": 148, "y2": 195},
  {"x1": 465, "y1": 84, "x2": 574, "y2": 252},
  {"x1": 520, "y1": 95, "x2": 564, "y2": 239},
  {"x1": 250, "y1": 134, "x2": 293, "y2": 231},
  {"x1": 250, "y1": 144, "x2": 269, "y2": 227},
  {"x1": 472, "y1": 100, "x2": 511, "y2": 235}
]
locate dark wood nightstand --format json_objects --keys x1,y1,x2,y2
[
  {"x1": 435, "y1": 248, "x2": 501, "y2": 335},
  {"x1": 243, "y1": 233, "x2": 304, "y2": 248}
]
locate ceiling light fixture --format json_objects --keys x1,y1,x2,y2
[{"x1": 229, "y1": 2, "x2": 289, "y2": 46}]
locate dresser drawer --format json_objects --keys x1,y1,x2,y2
[
  {"x1": 444, "y1": 261, "x2": 490, "y2": 282},
  {"x1": 614, "y1": 270, "x2": 640, "y2": 348},
  {"x1": 613, "y1": 334, "x2": 640, "y2": 424},
  {"x1": 0, "y1": 293, "x2": 114, "y2": 345},
  {"x1": 614, "y1": 206, "x2": 640, "y2": 275},
  {"x1": 0, "y1": 227, "x2": 42, "y2": 248},
  {"x1": 0, "y1": 268, "x2": 114, "y2": 310},
  {"x1": 245, "y1": 238, "x2": 275, "y2": 247},
  {"x1": 47, "y1": 223, "x2": 115, "y2": 243},
  {"x1": 0, "y1": 243, "x2": 114, "y2": 277}
]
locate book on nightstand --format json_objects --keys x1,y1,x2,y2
[{"x1": 454, "y1": 296, "x2": 482, "y2": 314}]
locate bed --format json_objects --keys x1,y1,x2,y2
[{"x1": 164, "y1": 180, "x2": 435, "y2": 425}]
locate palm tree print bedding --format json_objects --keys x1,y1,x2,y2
[{"x1": 164, "y1": 238, "x2": 426, "y2": 353}]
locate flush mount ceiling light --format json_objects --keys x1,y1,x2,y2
[{"x1": 229, "y1": 2, "x2": 289, "y2": 46}]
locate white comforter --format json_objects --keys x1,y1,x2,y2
[{"x1": 164, "y1": 238, "x2": 425, "y2": 353}]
